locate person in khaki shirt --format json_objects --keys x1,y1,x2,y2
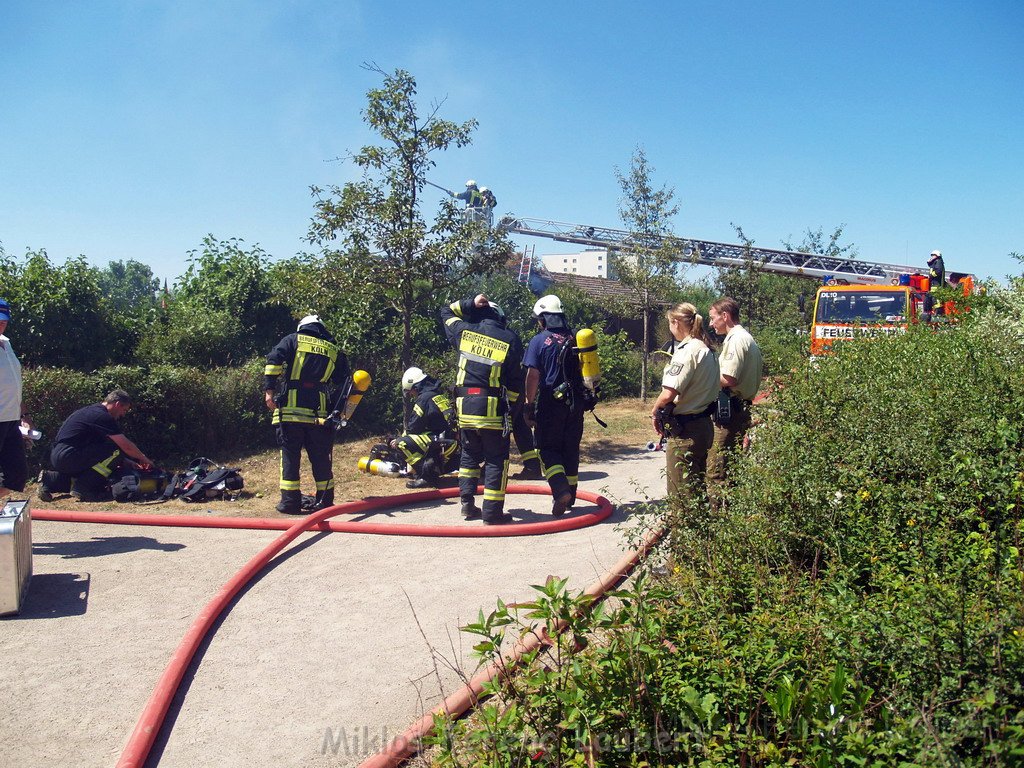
[
  {"x1": 650, "y1": 303, "x2": 720, "y2": 504},
  {"x1": 707, "y1": 297, "x2": 763, "y2": 499}
]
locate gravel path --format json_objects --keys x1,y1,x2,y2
[{"x1": 1, "y1": 449, "x2": 664, "y2": 768}]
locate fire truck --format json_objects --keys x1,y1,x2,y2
[{"x1": 499, "y1": 216, "x2": 975, "y2": 355}]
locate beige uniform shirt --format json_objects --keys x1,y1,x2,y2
[
  {"x1": 719, "y1": 324, "x2": 763, "y2": 401},
  {"x1": 661, "y1": 337, "x2": 720, "y2": 415},
  {"x1": 0, "y1": 335, "x2": 22, "y2": 423}
]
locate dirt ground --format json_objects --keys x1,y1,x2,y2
[
  {"x1": 23, "y1": 399, "x2": 652, "y2": 517},
  {"x1": 1, "y1": 399, "x2": 667, "y2": 768}
]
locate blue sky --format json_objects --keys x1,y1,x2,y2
[{"x1": 2, "y1": 1, "x2": 1021, "y2": 287}]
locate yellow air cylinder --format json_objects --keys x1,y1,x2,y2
[
  {"x1": 340, "y1": 370, "x2": 372, "y2": 422},
  {"x1": 575, "y1": 328, "x2": 601, "y2": 394},
  {"x1": 357, "y1": 456, "x2": 402, "y2": 477}
]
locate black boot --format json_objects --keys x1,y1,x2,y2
[
  {"x1": 511, "y1": 460, "x2": 543, "y2": 481},
  {"x1": 406, "y1": 459, "x2": 439, "y2": 489},
  {"x1": 460, "y1": 495, "x2": 481, "y2": 520},
  {"x1": 313, "y1": 489, "x2": 335, "y2": 511},
  {"x1": 276, "y1": 490, "x2": 302, "y2": 514}
]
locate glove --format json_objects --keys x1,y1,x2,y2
[{"x1": 523, "y1": 401, "x2": 537, "y2": 428}]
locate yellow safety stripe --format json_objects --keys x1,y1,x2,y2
[
  {"x1": 459, "y1": 468, "x2": 481, "y2": 479},
  {"x1": 413, "y1": 403, "x2": 424, "y2": 417},
  {"x1": 488, "y1": 362, "x2": 501, "y2": 388},
  {"x1": 483, "y1": 489, "x2": 506, "y2": 501},
  {"x1": 315, "y1": 479, "x2": 333, "y2": 491},
  {"x1": 544, "y1": 464, "x2": 566, "y2": 480},
  {"x1": 264, "y1": 364, "x2": 284, "y2": 376},
  {"x1": 91, "y1": 450, "x2": 122, "y2": 478},
  {"x1": 507, "y1": 389, "x2": 520, "y2": 403},
  {"x1": 567, "y1": 475, "x2": 578, "y2": 486},
  {"x1": 458, "y1": 415, "x2": 503, "y2": 429},
  {"x1": 521, "y1": 449, "x2": 539, "y2": 461},
  {"x1": 280, "y1": 479, "x2": 301, "y2": 491},
  {"x1": 449, "y1": 301, "x2": 464, "y2": 318}
]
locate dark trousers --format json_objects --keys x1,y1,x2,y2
[
  {"x1": 0, "y1": 421, "x2": 28, "y2": 492},
  {"x1": 277, "y1": 422, "x2": 334, "y2": 505},
  {"x1": 535, "y1": 394, "x2": 585, "y2": 502},
  {"x1": 459, "y1": 428, "x2": 510, "y2": 519},
  {"x1": 511, "y1": 403, "x2": 540, "y2": 469},
  {"x1": 51, "y1": 441, "x2": 123, "y2": 492}
]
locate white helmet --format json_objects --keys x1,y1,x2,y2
[
  {"x1": 533, "y1": 295, "x2": 564, "y2": 317},
  {"x1": 402, "y1": 366, "x2": 427, "y2": 391},
  {"x1": 929, "y1": 249, "x2": 942, "y2": 259},
  {"x1": 297, "y1": 314, "x2": 321, "y2": 330},
  {"x1": 479, "y1": 186, "x2": 489, "y2": 193},
  {"x1": 465, "y1": 179, "x2": 476, "y2": 187}
]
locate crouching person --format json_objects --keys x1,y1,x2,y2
[
  {"x1": 39, "y1": 390, "x2": 155, "y2": 502},
  {"x1": 395, "y1": 366, "x2": 457, "y2": 489}
]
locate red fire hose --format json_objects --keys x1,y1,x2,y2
[{"x1": 33, "y1": 485, "x2": 615, "y2": 767}]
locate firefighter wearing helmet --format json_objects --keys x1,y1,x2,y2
[
  {"x1": 440, "y1": 293, "x2": 524, "y2": 524},
  {"x1": 263, "y1": 314, "x2": 350, "y2": 513},
  {"x1": 522, "y1": 293, "x2": 587, "y2": 516},
  {"x1": 394, "y1": 366, "x2": 458, "y2": 489},
  {"x1": 453, "y1": 179, "x2": 483, "y2": 209}
]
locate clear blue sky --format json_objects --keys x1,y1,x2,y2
[{"x1": 2, "y1": 1, "x2": 1021, "y2": 287}]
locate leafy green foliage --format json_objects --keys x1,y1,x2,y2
[{"x1": 436, "y1": 269, "x2": 1024, "y2": 766}]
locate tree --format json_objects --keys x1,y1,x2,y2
[
  {"x1": 612, "y1": 147, "x2": 681, "y2": 400},
  {"x1": 306, "y1": 64, "x2": 513, "y2": 376},
  {"x1": 0, "y1": 249, "x2": 116, "y2": 369}
]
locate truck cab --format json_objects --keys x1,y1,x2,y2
[{"x1": 810, "y1": 284, "x2": 928, "y2": 357}]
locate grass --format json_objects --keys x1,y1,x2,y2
[{"x1": 27, "y1": 397, "x2": 656, "y2": 517}]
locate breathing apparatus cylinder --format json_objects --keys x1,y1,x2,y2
[
  {"x1": 340, "y1": 370, "x2": 372, "y2": 422},
  {"x1": 575, "y1": 328, "x2": 601, "y2": 395},
  {"x1": 357, "y1": 456, "x2": 403, "y2": 477}
]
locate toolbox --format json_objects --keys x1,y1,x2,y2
[{"x1": 0, "y1": 499, "x2": 32, "y2": 616}]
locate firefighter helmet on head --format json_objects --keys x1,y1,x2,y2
[
  {"x1": 929, "y1": 250, "x2": 942, "y2": 261},
  {"x1": 533, "y1": 295, "x2": 564, "y2": 317},
  {"x1": 402, "y1": 366, "x2": 427, "y2": 392},
  {"x1": 297, "y1": 314, "x2": 322, "y2": 330},
  {"x1": 465, "y1": 179, "x2": 476, "y2": 188},
  {"x1": 479, "y1": 186, "x2": 489, "y2": 193}
]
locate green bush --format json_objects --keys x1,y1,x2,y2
[{"x1": 435, "y1": 294, "x2": 1024, "y2": 766}]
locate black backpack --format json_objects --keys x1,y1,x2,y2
[{"x1": 162, "y1": 457, "x2": 244, "y2": 503}]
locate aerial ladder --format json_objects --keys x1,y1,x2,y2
[{"x1": 500, "y1": 215, "x2": 938, "y2": 286}]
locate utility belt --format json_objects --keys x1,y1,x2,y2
[
  {"x1": 286, "y1": 381, "x2": 325, "y2": 390},
  {"x1": 657, "y1": 402, "x2": 714, "y2": 437},
  {"x1": 456, "y1": 386, "x2": 503, "y2": 397}
]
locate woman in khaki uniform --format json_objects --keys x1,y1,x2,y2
[{"x1": 650, "y1": 303, "x2": 720, "y2": 503}]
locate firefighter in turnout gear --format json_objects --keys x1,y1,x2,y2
[
  {"x1": 441, "y1": 294, "x2": 524, "y2": 524},
  {"x1": 264, "y1": 314, "x2": 350, "y2": 514},
  {"x1": 522, "y1": 295, "x2": 586, "y2": 516},
  {"x1": 396, "y1": 366, "x2": 458, "y2": 489}
]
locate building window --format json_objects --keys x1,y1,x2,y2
[
  {"x1": 597, "y1": 254, "x2": 603, "y2": 261},
  {"x1": 572, "y1": 267, "x2": 577, "y2": 273}
]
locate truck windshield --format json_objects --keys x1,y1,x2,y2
[{"x1": 816, "y1": 291, "x2": 907, "y2": 324}]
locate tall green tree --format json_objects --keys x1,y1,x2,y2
[
  {"x1": 306, "y1": 64, "x2": 512, "y2": 374},
  {"x1": 612, "y1": 147, "x2": 681, "y2": 400}
]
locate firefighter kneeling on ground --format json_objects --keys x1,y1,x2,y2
[
  {"x1": 264, "y1": 314, "x2": 350, "y2": 514},
  {"x1": 393, "y1": 366, "x2": 459, "y2": 489}
]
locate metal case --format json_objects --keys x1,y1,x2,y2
[{"x1": 0, "y1": 499, "x2": 32, "y2": 616}]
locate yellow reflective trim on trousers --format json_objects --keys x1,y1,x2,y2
[
  {"x1": 501, "y1": 458, "x2": 509, "y2": 489},
  {"x1": 483, "y1": 489, "x2": 505, "y2": 501},
  {"x1": 521, "y1": 449, "x2": 539, "y2": 461},
  {"x1": 544, "y1": 464, "x2": 566, "y2": 480},
  {"x1": 280, "y1": 480, "x2": 301, "y2": 491},
  {"x1": 459, "y1": 468, "x2": 481, "y2": 478},
  {"x1": 91, "y1": 450, "x2": 122, "y2": 478},
  {"x1": 567, "y1": 475, "x2": 578, "y2": 486},
  {"x1": 315, "y1": 479, "x2": 333, "y2": 491}
]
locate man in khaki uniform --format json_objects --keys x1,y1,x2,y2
[{"x1": 707, "y1": 297, "x2": 763, "y2": 498}]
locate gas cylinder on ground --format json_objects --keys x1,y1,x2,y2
[{"x1": 357, "y1": 456, "x2": 403, "y2": 478}]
